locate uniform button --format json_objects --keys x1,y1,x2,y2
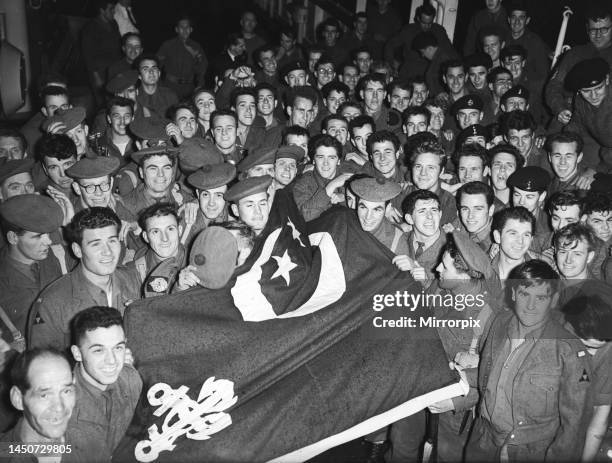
[
  {"x1": 518, "y1": 421, "x2": 523, "y2": 425},
  {"x1": 510, "y1": 434, "x2": 515, "y2": 439}
]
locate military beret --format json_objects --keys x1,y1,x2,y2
[
  {"x1": 451, "y1": 95, "x2": 483, "y2": 116},
  {"x1": 189, "y1": 226, "x2": 238, "y2": 289},
  {"x1": 66, "y1": 155, "x2": 120, "y2": 179},
  {"x1": 237, "y1": 147, "x2": 276, "y2": 173},
  {"x1": 129, "y1": 115, "x2": 171, "y2": 142},
  {"x1": 281, "y1": 60, "x2": 308, "y2": 79},
  {"x1": 500, "y1": 44, "x2": 528, "y2": 61},
  {"x1": 464, "y1": 52, "x2": 493, "y2": 70},
  {"x1": 500, "y1": 85, "x2": 530, "y2": 106},
  {"x1": 42, "y1": 106, "x2": 86, "y2": 133},
  {"x1": 350, "y1": 176, "x2": 401, "y2": 202},
  {"x1": 224, "y1": 175, "x2": 272, "y2": 202},
  {"x1": 565, "y1": 58, "x2": 609, "y2": 92},
  {"x1": 456, "y1": 124, "x2": 489, "y2": 147},
  {"x1": 0, "y1": 159, "x2": 34, "y2": 185},
  {"x1": 412, "y1": 31, "x2": 437, "y2": 51},
  {"x1": 275, "y1": 145, "x2": 305, "y2": 162},
  {"x1": 451, "y1": 230, "x2": 496, "y2": 280},
  {"x1": 131, "y1": 145, "x2": 179, "y2": 165},
  {"x1": 105, "y1": 70, "x2": 139, "y2": 94},
  {"x1": 178, "y1": 138, "x2": 224, "y2": 174},
  {"x1": 0, "y1": 194, "x2": 63, "y2": 233},
  {"x1": 507, "y1": 166, "x2": 550, "y2": 192},
  {"x1": 187, "y1": 163, "x2": 236, "y2": 190}
]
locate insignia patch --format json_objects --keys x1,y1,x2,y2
[
  {"x1": 34, "y1": 312, "x2": 45, "y2": 325},
  {"x1": 579, "y1": 368, "x2": 590, "y2": 382},
  {"x1": 147, "y1": 277, "x2": 169, "y2": 293}
]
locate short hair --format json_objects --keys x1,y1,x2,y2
[
  {"x1": 415, "y1": 3, "x2": 436, "y2": 18},
  {"x1": 508, "y1": 0, "x2": 530, "y2": 15},
  {"x1": 492, "y1": 206, "x2": 535, "y2": 234},
  {"x1": 366, "y1": 130, "x2": 400, "y2": 155},
  {"x1": 38, "y1": 74, "x2": 68, "y2": 95},
  {"x1": 402, "y1": 189, "x2": 441, "y2": 216},
  {"x1": 279, "y1": 26, "x2": 296, "y2": 40},
  {"x1": 321, "y1": 114, "x2": 348, "y2": 132},
  {"x1": 36, "y1": 133, "x2": 77, "y2": 162},
  {"x1": 412, "y1": 31, "x2": 438, "y2": 51},
  {"x1": 315, "y1": 54, "x2": 335, "y2": 70},
  {"x1": 282, "y1": 125, "x2": 310, "y2": 142},
  {"x1": 65, "y1": 207, "x2": 121, "y2": 246},
  {"x1": 166, "y1": 102, "x2": 197, "y2": 122},
  {"x1": 545, "y1": 131, "x2": 584, "y2": 155},
  {"x1": 138, "y1": 202, "x2": 179, "y2": 231},
  {"x1": 500, "y1": 44, "x2": 527, "y2": 62},
  {"x1": 105, "y1": 96, "x2": 134, "y2": 117},
  {"x1": 487, "y1": 144, "x2": 525, "y2": 168},
  {"x1": 230, "y1": 87, "x2": 257, "y2": 108},
  {"x1": 585, "y1": 0, "x2": 612, "y2": 23},
  {"x1": 441, "y1": 59, "x2": 465, "y2": 76},
  {"x1": 255, "y1": 44, "x2": 275, "y2": 64},
  {"x1": 358, "y1": 72, "x2": 386, "y2": 91},
  {"x1": 487, "y1": 66, "x2": 513, "y2": 85},
  {"x1": 554, "y1": 222, "x2": 597, "y2": 253},
  {"x1": 0, "y1": 128, "x2": 27, "y2": 153},
  {"x1": 321, "y1": 17, "x2": 340, "y2": 31},
  {"x1": 353, "y1": 11, "x2": 367, "y2": 22},
  {"x1": 457, "y1": 181, "x2": 495, "y2": 208},
  {"x1": 71, "y1": 306, "x2": 124, "y2": 346},
  {"x1": 583, "y1": 191, "x2": 612, "y2": 215},
  {"x1": 547, "y1": 190, "x2": 584, "y2": 216},
  {"x1": 352, "y1": 46, "x2": 371, "y2": 61},
  {"x1": 402, "y1": 105, "x2": 431, "y2": 126},
  {"x1": 562, "y1": 291, "x2": 612, "y2": 341},
  {"x1": 308, "y1": 133, "x2": 342, "y2": 161},
  {"x1": 322, "y1": 81, "x2": 349, "y2": 100},
  {"x1": 135, "y1": 53, "x2": 160, "y2": 69},
  {"x1": 255, "y1": 82, "x2": 278, "y2": 100},
  {"x1": 210, "y1": 109, "x2": 238, "y2": 128},
  {"x1": 40, "y1": 85, "x2": 69, "y2": 102},
  {"x1": 387, "y1": 80, "x2": 412, "y2": 97},
  {"x1": 444, "y1": 234, "x2": 485, "y2": 279},
  {"x1": 348, "y1": 115, "x2": 375, "y2": 135},
  {"x1": 287, "y1": 86, "x2": 317, "y2": 108},
  {"x1": 408, "y1": 139, "x2": 446, "y2": 167},
  {"x1": 404, "y1": 132, "x2": 439, "y2": 163},
  {"x1": 507, "y1": 259, "x2": 560, "y2": 292},
  {"x1": 337, "y1": 101, "x2": 363, "y2": 116},
  {"x1": 121, "y1": 32, "x2": 141, "y2": 47},
  {"x1": 453, "y1": 143, "x2": 488, "y2": 171},
  {"x1": 500, "y1": 110, "x2": 536, "y2": 136},
  {"x1": 478, "y1": 25, "x2": 503, "y2": 44},
  {"x1": 225, "y1": 33, "x2": 245, "y2": 49},
  {"x1": 10, "y1": 348, "x2": 70, "y2": 393},
  {"x1": 217, "y1": 221, "x2": 256, "y2": 250}
]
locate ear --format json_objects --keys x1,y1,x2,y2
[
  {"x1": 84, "y1": 124, "x2": 89, "y2": 138},
  {"x1": 405, "y1": 214, "x2": 414, "y2": 225},
  {"x1": 526, "y1": 17, "x2": 531, "y2": 26},
  {"x1": 106, "y1": 114, "x2": 112, "y2": 125},
  {"x1": 587, "y1": 250, "x2": 595, "y2": 264},
  {"x1": 359, "y1": 89, "x2": 365, "y2": 100},
  {"x1": 71, "y1": 345, "x2": 82, "y2": 362},
  {"x1": 142, "y1": 230, "x2": 150, "y2": 243},
  {"x1": 493, "y1": 229, "x2": 501, "y2": 244},
  {"x1": 178, "y1": 224, "x2": 184, "y2": 236},
  {"x1": 9, "y1": 385, "x2": 24, "y2": 411},
  {"x1": 511, "y1": 287, "x2": 516, "y2": 302},
  {"x1": 6, "y1": 230, "x2": 19, "y2": 246},
  {"x1": 488, "y1": 204, "x2": 495, "y2": 217},
  {"x1": 72, "y1": 242, "x2": 82, "y2": 260},
  {"x1": 286, "y1": 106, "x2": 292, "y2": 118},
  {"x1": 72, "y1": 182, "x2": 81, "y2": 196},
  {"x1": 231, "y1": 204, "x2": 239, "y2": 217},
  {"x1": 483, "y1": 166, "x2": 491, "y2": 177},
  {"x1": 138, "y1": 166, "x2": 144, "y2": 180},
  {"x1": 577, "y1": 153, "x2": 584, "y2": 164},
  {"x1": 539, "y1": 191, "x2": 547, "y2": 204}
]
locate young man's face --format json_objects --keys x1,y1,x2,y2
[
  {"x1": 0, "y1": 136, "x2": 25, "y2": 160},
  {"x1": 212, "y1": 115, "x2": 237, "y2": 150},
  {"x1": 144, "y1": 214, "x2": 181, "y2": 259},
  {"x1": 404, "y1": 114, "x2": 428, "y2": 137},
  {"x1": 357, "y1": 198, "x2": 386, "y2": 232},
  {"x1": 490, "y1": 152, "x2": 517, "y2": 191},
  {"x1": 258, "y1": 49, "x2": 277, "y2": 75},
  {"x1": 11, "y1": 230, "x2": 53, "y2": 262},
  {"x1": 411, "y1": 83, "x2": 429, "y2": 106},
  {"x1": 509, "y1": 9, "x2": 529, "y2": 36},
  {"x1": 494, "y1": 218, "x2": 532, "y2": 260},
  {"x1": 123, "y1": 35, "x2": 143, "y2": 62},
  {"x1": 351, "y1": 124, "x2": 373, "y2": 157},
  {"x1": 288, "y1": 97, "x2": 314, "y2": 128},
  {"x1": 556, "y1": 238, "x2": 594, "y2": 279},
  {"x1": 314, "y1": 145, "x2": 340, "y2": 179},
  {"x1": 241, "y1": 12, "x2": 257, "y2": 33},
  {"x1": 285, "y1": 134, "x2": 309, "y2": 157},
  {"x1": 459, "y1": 192, "x2": 493, "y2": 234},
  {"x1": 512, "y1": 187, "x2": 545, "y2": 214},
  {"x1": 232, "y1": 192, "x2": 269, "y2": 234},
  {"x1": 139, "y1": 155, "x2": 175, "y2": 194},
  {"x1": 443, "y1": 66, "x2": 466, "y2": 95},
  {"x1": 483, "y1": 35, "x2": 503, "y2": 62},
  {"x1": 275, "y1": 158, "x2": 298, "y2": 186},
  {"x1": 11, "y1": 356, "x2": 75, "y2": 441},
  {"x1": 579, "y1": 77, "x2": 609, "y2": 108},
  {"x1": 406, "y1": 198, "x2": 441, "y2": 237},
  {"x1": 390, "y1": 87, "x2": 411, "y2": 113},
  {"x1": 66, "y1": 123, "x2": 89, "y2": 155},
  {"x1": 341, "y1": 105, "x2": 362, "y2": 121},
  {"x1": 174, "y1": 108, "x2": 197, "y2": 139},
  {"x1": 308, "y1": 51, "x2": 323, "y2": 73},
  {"x1": 468, "y1": 65, "x2": 488, "y2": 90},
  {"x1": 587, "y1": 210, "x2": 612, "y2": 242},
  {"x1": 550, "y1": 205, "x2": 582, "y2": 232},
  {"x1": 512, "y1": 282, "x2": 555, "y2": 328},
  {"x1": 71, "y1": 325, "x2": 126, "y2": 389},
  {"x1": 324, "y1": 118, "x2": 349, "y2": 145},
  {"x1": 195, "y1": 92, "x2": 216, "y2": 120},
  {"x1": 322, "y1": 25, "x2": 339, "y2": 47},
  {"x1": 280, "y1": 32, "x2": 295, "y2": 51},
  {"x1": 325, "y1": 90, "x2": 346, "y2": 115},
  {"x1": 360, "y1": 80, "x2": 386, "y2": 113},
  {"x1": 458, "y1": 155, "x2": 487, "y2": 183},
  {"x1": 74, "y1": 175, "x2": 113, "y2": 208},
  {"x1": 490, "y1": 72, "x2": 513, "y2": 98},
  {"x1": 456, "y1": 109, "x2": 482, "y2": 129},
  {"x1": 107, "y1": 105, "x2": 133, "y2": 137},
  {"x1": 354, "y1": 52, "x2": 372, "y2": 74},
  {"x1": 257, "y1": 89, "x2": 276, "y2": 117},
  {"x1": 285, "y1": 70, "x2": 308, "y2": 87},
  {"x1": 42, "y1": 94, "x2": 70, "y2": 118},
  {"x1": 73, "y1": 225, "x2": 121, "y2": 277},
  {"x1": 138, "y1": 59, "x2": 161, "y2": 86},
  {"x1": 247, "y1": 164, "x2": 275, "y2": 178},
  {"x1": 198, "y1": 185, "x2": 227, "y2": 220},
  {"x1": 355, "y1": 16, "x2": 368, "y2": 35},
  {"x1": 371, "y1": 140, "x2": 399, "y2": 176},
  {"x1": 427, "y1": 106, "x2": 445, "y2": 131},
  {"x1": 436, "y1": 251, "x2": 470, "y2": 289},
  {"x1": 341, "y1": 65, "x2": 359, "y2": 91},
  {"x1": 503, "y1": 55, "x2": 526, "y2": 82},
  {"x1": 587, "y1": 16, "x2": 612, "y2": 50},
  {"x1": 234, "y1": 94, "x2": 256, "y2": 128},
  {"x1": 417, "y1": 13, "x2": 435, "y2": 31},
  {"x1": 502, "y1": 97, "x2": 528, "y2": 112},
  {"x1": 1, "y1": 173, "x2": 35, "y2": 200},
  {"x1": 549, "y1": 141, "x2": 582, "y2": 181},
  {"x1": 43, "y1": 155, "x2": 76, "y2": 190},
  {"x1": 506, "y1": 128, "x2": 534, "y2": 157},
  {"x1": 118, "y1": 85, "x2": 137, "y2": 102},
  {"x1": 411, "y1": 152, "x2": 442, "y2": 191}
]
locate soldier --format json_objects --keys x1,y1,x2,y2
[
  {"x1": 35, "y1": 134, "x2": 78, "y2": 203},
  {"x1": 359, "y1": 73, "x2": 402, "y2": 135},
  {"x1": 501, "y1": 110, "x2": 551, "y2": 174},
  {"x1": 254, "y1": 45, "x2": 281, "y2": 87},
  {"x1": 536, "y1": 190, "x2": 585, "y2": 258},
  {"x1": 322, "y1": 81, "x2": 349, "y2": 116},
  {"x1": 413, "y1": 34, "x2": 459, "y2": 97},
  {"x1": 225, "y1": 175, "x2": 273, "y2": 235},
  {"x1": 554, "y1": 223, "x2": 598, "y2": 282},
  {"x1": 402, "y1": 106, "x2": 430, "y2": 138},
  {"x1": 0, "y1": 159, "x2": 36, "y2": 202},
  {"x1": 240, "y1": 11, "x2": 265, "y2": 67},
  {"x1": 457, "y1": 181, "x2": 495, "y2": 252},
  {"x1": 464, "y1": 0, "x2": 509, "y2": 56},
  {"x1": 107, "y1": 32, "x2": 142, "y2": 82},
  {"x1": 209, "y1": 109, "x2": 244, "y2": 165},
  {"x1": 237, "y1": 147, "x2": 276, "y2": 180},
  {"x1": 101, "y1": 96, "x2": 136, "y2": 161},
  {"x1": 451, "y1": 95, "x2": 485, "y2": 132},
  {"x1": 488, "y1": 144, "x2": 524, "y2": 208},
  {"x1": 479, "y1": 26, "x2": 506, "y2": 68},
  {"x1": 0, "y1": 128, "x2": 27, "y2": 161},
  {"x1": 345, "y1": 115, "x2": 375, "y2": 167},
  {"x1": 273, "y1": 145, "x2": 303, "y2": 189},
  {"x1": 165, "y1": 102, "x2": 200, "y2": 146},
  {"x1": 454, "y1": 143, "x2": 489, "y2": 184},
  {"x1": 286, "y1": 86, "x2": 317, "y2": 130},
  {"x1": 20, "y1": 85, "x2": 70, "y2": 152},
  {"x1": 43, "y1": 107, "x2": 94, "y2": 160},
  {"x1": 387, "y1": 81, "x2": 412, "y2": 114},
  {"x1": 507, "y1": 166, "x2": 551, "y2": 240},
  {"x1": 135, "y1": 54, "x2": 179, "y2": 118},
  {"x1": 231, "y1": 88, "x2": 266, "y2": 153},
  {"x1": 486, "y1": 66, "x2": 513, "y2": 117},
  {"x1": 546, "y1": 131, "x2": 588, "y2": 194}
]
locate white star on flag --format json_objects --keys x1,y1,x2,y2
[
  {"x1": 271, "y1": 250, "x2": 298, "y2": 285},
  {"x1": 287, "y1": 218, "x2": 306, "y2": 247}
]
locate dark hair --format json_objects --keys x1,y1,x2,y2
[
  {"x1": 135, "y1": 53, "x2": 160, "y2": 69},
  {"x1": 65, "y1": 207, "x2": 121, "y2": 245},
  {"x1": 547, "y1": 190, "x2": 583, "y2": 216},
  {"x1": 457, "y1": 181, "x2": 494, "y2": 208},
  {"x1": 11, "y1": 348, "x2": 70, "y2": 393},
  {"x1": 507, "y1": 259, "x2": 559, "y2": 292},
  {"x1": 106, "y1": 96, "x2": 134, "y2": 117},
  {"x1": 402, "y1": 189, "x2": 441, "y2": 216},
  {"x1": 120, "y1": 32, "x2": 141, "y2": 47},
  {"x1": 349, "y1": 115, "x2": 375, "y2": 135},
  {"x1": 441, "y1": 59, "x2": 465, "y2": 77},
  {"x1": 216, "y1": 221, "x2": 255, "y2": 249},
  {"x1": 230, "y1": 87, "x2": 257, "y2": 109},
  {"x1": 282, "y1": 125, "x2": 310, "y2": 142},
  {"x1": 415, "y1": 3, "x2": 436, "y2": 18},
  {"x1": 36, "y1": 133, "x2": 77, "y2": 162},
  {"x1": 38, "y1": 74, "x2": 68, "y2": 95},
  {"x1": 412, "y1": 31, "x2": 438, "y2": 51},
  {"x1": 492, "y1": 206, "x2": 535, "y2": 234},
  {"x1": 279, "y1": 26, "x2": 296, "y2": 40},
  {"x1": 500, "y1": 110, "x2": 536, "y2": 136},
  {"x1": 585, "y1": 0, "x2": 612, "y2": 23},
  {"x1": 366, "y1": 130, "x2": 400, "y2": 155},
  {"x1": 583, "y1": 191, "x2": 612, "y2": 215},
  {"x1": 554, "y1": 222, "x2": 597, "y2": 253},
  {"x1": 255, "y1": 82, "x2": 278, "y2": 100},
  {"x1": 138, "y1": 202, "x2": 179, "y2": 231},
  {"x1": 487, "y1": 66, "x2": 513, "y2": 84},
  {"x1": 545, "y1": 131, "x2": 584, "y2": 155},
  {"x1": 358, "y1": 73, "x2": 386, "y2": 91},
  {"x1": 508, "y1": 0, "x2": 530, "y2": 15},
  {"x1": 562, "y1": 290, "x2": 612, "y2": 341},
  {"x1": 71, "y1": 306, "x2": 124, "y2": 346},
  {"x1": 315, "y1": 54, "x2": 335, "y2": 70},
  {"x1": 210, "y1": 109, "x2": 238, "y2": 128},
  {"x1": 408, "y1": 139, "x2": 446, "y2": 167},
  {"x1": 404, "y1": 132, "x2": 439, "y2": 163},
  {"x1": 308, "y1": 134, "x2": 342, "y2": 161},
  {"x1": 387, "y1": 80, "x2": 412, "y2": 97},
  {"x1": 402, "y1": 105, "x2": 431, "y2": 126},
  {"x1": 453, "y1": 143, "x2": 488, "y2": 171},
  {"x1": 287, "y1": 86, "x2": 317, "y2": 108},
  {"x1": 322, "y1": 81, "x2": 349, "y2": 100},
  {"x1": 478, "y1": 25, "x2": 503, "y2": 44},
  {"x1": 500, "y1": 45, "x2": 528, "y2": 62},
  {"x1": 352, "y1": 46, "x2": 371, "y2": 61},
  {"x1": 225, "y1": 33, "x2": 245, "y2": 49},
  {"x1": 40, "y1": 85, "x2": 69, "y2": 102},
  {"x1": 337, "y1": 101, "x2": 363, "y2": 116},
  {"x1": 488, "y1": 143, "x2": 525, "y2": 168},
  {"x1": 321, "y1": 114, "x2": 348, "y2": 132},
  {"x1": 0, "y1": 128, "x2": 27, "y2": 153}
]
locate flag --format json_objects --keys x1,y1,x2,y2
[{"x1": 115, "y1": 190, "x2": 461, "y2": 463}]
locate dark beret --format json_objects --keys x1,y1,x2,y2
[{"x1": 0, "y1": 194, "x2": 63, "y2": 233}]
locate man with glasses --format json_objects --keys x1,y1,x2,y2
[
  {"x1": 487, "y1": 66, "x2": 513, "y2": 117},
  {"x1": 135, "y1": 54, "x2": 178, "y2": 118},
  {"x1": 545, "y1": 1, "x2": 612, "y2": 128}
]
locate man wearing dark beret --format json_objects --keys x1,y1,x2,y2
[
  {"x1": 225, "y1": 175, "x2": 272, "y2": 235},
  {"x1": 273, "y1": 145, "x2": 302, "y2": 189},
  {"x1": 451, "y1": 94, "x2": 484, "y2": 131},
  {"x1": 0, "y1": 159, "x2": 36, "y2": 203},
  {"x1": 43, "y1": 106, "x2": 95, "y2": 160}
]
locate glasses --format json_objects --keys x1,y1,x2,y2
[
  {"x1": 588, "y1": 25, "x2": 611, "y2": 36},
  {"x1": 79, "y1": 182, "x2": 111, "y2": 194},
  {"x1": 317, "y1": 68, "x2": 335, "y2": 75}
]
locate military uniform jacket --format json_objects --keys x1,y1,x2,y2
[
  {"x1": 473, "y1": 310, "x2": 590, "y2": 462},
  {"x1": 28, "y1": 264, "x2": 140, "y2": 350},
  {"x1": 157, "y1": 37, "x2": 207, "y2": 86},
  {"x1": 135, "y1": 86, "x2": 179, "y2": 120},
  {"x1": 122, "y1": 182, "x2": 194, "y2": 218},
  {"x1": 293, "y1": 168, "x2": 341, "y2": 222}
]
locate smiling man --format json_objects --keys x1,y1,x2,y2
[
  {"x1": 491, "y1": 206, "x2": 537, "y2": 280},
  {"x1": 457, "y1": 181, "x2": 495, "y2": 252},
  {"x1": 507, "y1": 166, "x2": 551, "y2": 241},
  {"x1": 546, "y1": 131, "x2": 587, "y2": 194},
  {"x1": 67, "y1": 306, "x2": 142, "y2": 460},
  {"x1": 36, "y1": 133, "x2": 78, "y2": 202}
]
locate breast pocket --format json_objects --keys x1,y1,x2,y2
[{"x1": 528, "y1": 374, "x2": 560, "y2": 417}]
